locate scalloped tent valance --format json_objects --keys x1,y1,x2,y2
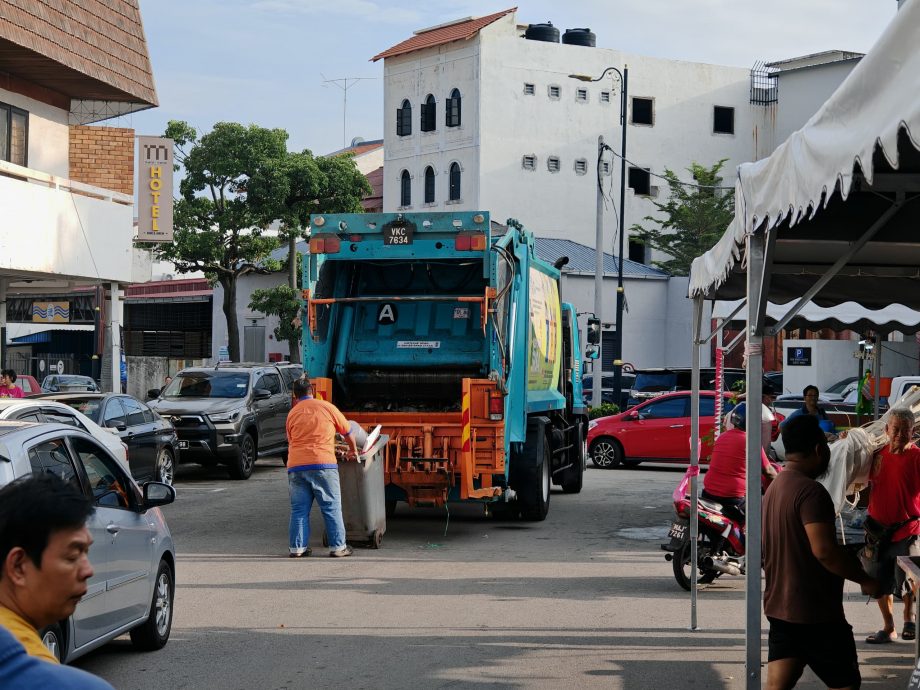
[{"x1": 689, "y1": 0, "x2": 920, "y2": 309}]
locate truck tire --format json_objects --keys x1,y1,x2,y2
[
  {"x1": 520, "y1": 440, "x2": 551, "y2": 521},
  {"x1": 560, "y1": 422, "x2": 585, "y2": 494},
  {"x1": 228, "y1": 433, "x2": 256, "y2": 480}
]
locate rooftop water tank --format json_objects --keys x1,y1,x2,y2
[
  {"x1": 562, "y1": 28, "x2": 596, "y2": 47},
  {"x1": 524, "y1": 22, "x2": 560, "y2": 43}
]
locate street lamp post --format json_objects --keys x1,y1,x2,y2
[{"x1": 570, "y1": 66, "x2": 628, "y2": 409}]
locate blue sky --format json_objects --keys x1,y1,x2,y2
[{"x1": 131, "y1": 0, "x2": 897, "y2": 155}]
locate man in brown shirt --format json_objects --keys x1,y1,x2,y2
[{"x1": 763, "y1": 415, "x2": 878, "y2": 689}]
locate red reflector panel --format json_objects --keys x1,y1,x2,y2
[
  {"x1": 470, "y1": 233, "x2": 487, "y2": 251},
  {"x1": 324, "y1": 237, "x2": 341, "y2": 253},
  {"x1": 455, "y1": 235, "x2": 471, "y2": 251},
  {"x1": 309, "y1": 238, "x2": 324, "y2": 254},
  {"x1": 489, "y1": 395, "x2": 503, "y2": 420}
]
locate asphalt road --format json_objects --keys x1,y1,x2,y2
[{"x1": 75, "y1": 459, "x2": 915, "y2": 689}]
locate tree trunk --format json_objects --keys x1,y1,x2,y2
[
  {"x1": 221, "y1": 275, "x2": 241, "y2": 362},
  {"x1": 287, "y1": 235, "x2": 302, "y2": 364}
]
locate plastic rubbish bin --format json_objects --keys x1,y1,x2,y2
[{"x1": 336, "y1": 433, "x2": 388, "y2": 548}]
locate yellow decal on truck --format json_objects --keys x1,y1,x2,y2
[{"x1": 527, "y1": 268, "x2": 562, "y2": 391}]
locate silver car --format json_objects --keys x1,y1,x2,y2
[{"x1": 0, "y1": 421, "x2": 176, "y2": 663}]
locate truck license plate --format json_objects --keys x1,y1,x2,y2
[
  {"x1": 668, "y1": 522, "x2": 687, "y2": 539},
  {"x1": 383, "y1": 225, "x2": 413, "y2": 245},
  {"x1": 178, "y1": 440, "x2": 189, "y2": 449}
]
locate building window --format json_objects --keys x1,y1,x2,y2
[
  {"x1": 600, "y1": 91, "x2": 611, "y2": 103},
  {"x1": 631, "y1": 97, "x2": 654, "y2": 126},
  {"x1": 574, "y1": 159, "x2": 588, "y2": 175},
  {"x1": 628, "y1": 239, "x2": 647, "y2": 264},
  {"x1": 524, "y1": 83, "x2": 535, "y2": 96},
  {"x1": 576, "y1": 88, "x2": 588, "y2": 102},
  {"x1": 522, "y1": 155, "x2": 536, "y2": 171},
  {"x1": 400, "y1": 170, "x2": 411, "y2": 207},
  {"x1": 446, "y1": 88, "x2": 461, "y2": 127},
  {"x1": 713, "y1": 105, "x2": 735, "y2": 134},
  {"x1": 0, "y1": 102, "x2": 28, "y2": 167},
  {"x1": 421, "y1": 94, "x2": 436, "y2": 132},
  {"x1": 548, "y1": 85, "x2": 561, "y2": 99},
  {"x1": 547, "y1": 156, "x2": 561, "y2": 173},
  {"x1": 396, "y1": 99, "x2": 412, "y2": 137},
  {"x1": 424, "y1": 166, "x2": 435, "y2": 203},
  {"x1": 448, "y1": 162, "x2": 461, "y2": 201},
  {"x1": 628, "y1": 166, "x2": 651, "y2": 196}
]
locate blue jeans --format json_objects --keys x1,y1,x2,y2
[{"x1": 288, "y1": 469, "x2": 346, "y2": 553}]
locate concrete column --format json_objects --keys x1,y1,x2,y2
[{"x1": 109, "y1": 282, "x2": 123, "y2": 393}]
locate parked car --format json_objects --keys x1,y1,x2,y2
[
  {"x1": 0, "y1": 399, "x2": 129, "y2": 470},
  {"x1": 587, "y1": 391, "x2": 737, "y2": 468},
  {"x1": 627, "y1": 368, "x2": 750, "y2": 408},
  {"x1": 10, "y1": 374, "x2": 41, "y2": 397},
  {"x1": 40, "y1": 374, "x2": 100, "y2": 393},
  {"x1": 0, "y1": 421, "x2": 176, "y2": 663},
  {"x1": 147, "y1": 363, "x2": 291, "y2": 479},
  {"x1": 582, "y1": 372, "x2": 636, "y2": 409},
  {"x1": 764, "y1": 371, "x2": 783, "y2": 395},
  {"x1": 34, "y1": 393, "x2": 179, "y2": 485},
  {"x1": 275, "y1": 363, "x2": 304, "y2": 391}
]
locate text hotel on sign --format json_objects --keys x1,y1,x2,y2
[{"x1": 137, "y1": 136, "x2": 174, "y2": 242}]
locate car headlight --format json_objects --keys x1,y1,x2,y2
[
  {"x1": 208, "y1": 409, "x2": 243, "y2": 423},
  {"x1": 588, "y1": 420, "x2": 598, "y2": 430}
]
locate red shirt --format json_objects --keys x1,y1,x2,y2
[
  {"x1": 703, "y1": 428, "x2": 770, "y2": 498},
  {"x1": 868, "y1": 443, "x2": 920, "y2": 542}
]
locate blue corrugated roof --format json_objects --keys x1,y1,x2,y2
[
  {"x1": 534, "y1": 238, "x2": 669, "y2": 279},
  {"x1": 11, "y1": 332, "x2": 51, "y2": 344},
  {"x1": 271, "y1": 236, "x2": 668, "y2": 279}
]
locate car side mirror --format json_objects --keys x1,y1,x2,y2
[
  {"x1": 147, "y1": 388, "x2": 162, "y2": 400},
  {"x1": 107, "y1": 420, "x2": 127, "y2": 432},
  {"x1": 254, "y1": 388, "x2": 272, "y2": 400},
  {"x1": 143, "y1": 481, "x2": 176, "y2": 509},
  {"x1": 625, "y1": 411, "x2": 639, "y2": 421}
]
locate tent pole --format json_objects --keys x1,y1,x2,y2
[
  {"x1": 701, "y1": 300, "x2": 746, "y2": 344},
  {"x1": 745, "y1": 230, "x2": 766, "y2": 690},
  {"x1": 689, "y1": 295, "x2": 703, "y2": 630},
  {"x1": 874, "y1": 333, "x2": 882, "y2": 420}
]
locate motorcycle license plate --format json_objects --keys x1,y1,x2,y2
[{"x1": 668, "y1": 522, "x2": 687, "y2": 539}]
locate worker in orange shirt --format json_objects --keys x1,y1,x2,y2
[{"x1": 286, "y1": 378, "x2": 359, "y2": 558}]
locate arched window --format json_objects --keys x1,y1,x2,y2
[
  {"x1": 424, "y1": 166, "x2": 435, "y2": 203},
  {"x1": 448, "y1": 162, "x2": 461, "y2": 201},
  {"x1": 446, "y1": 88, "x2": 461, "y2": 128},
  {"x1": 421, "y1": 94, "x2": 436, "y2": 132},
  {"x1": 396, "y1": 99, "x2": 412, "y2": 136},
  {"x1": 400, "y1": 170, "x2": 411, "y2": 207}
]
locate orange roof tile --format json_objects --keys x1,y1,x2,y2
[{"x1": 371, "y1": 8, "x2": 515, "y2": 62}]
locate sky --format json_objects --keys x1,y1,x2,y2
[{"x1": 129, "y1": 0, "x2": 899, "y2": 155}]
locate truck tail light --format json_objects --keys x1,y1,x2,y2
[
  {"x1": 455, "y1": 235, "x2": 471, "y2": 251},
  {"x1": 309, "y1": 237, "x2": 324, "y2": 254},
  {"x1": 309, "y1": 235, "x2": 341, "y2": 254},
  {"x1": 323, "y1": 237, "x2": 341, "y2": 253},
  {"x1": 489, "y1": 394, "x2": 503, "y2": 421},
  {"x1": 470, "y1": 233, "x2": 487, "y2": 251},
  {"x1": 456, "y1": 234, "x2": 487, "y2": 251}
]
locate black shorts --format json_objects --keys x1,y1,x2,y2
[
  {"x1": 767, "y1": 617, "x2": 860, "y2": 688},
  {"x1": 876, "y1": 535, "x2": 920, "y2": 598}
]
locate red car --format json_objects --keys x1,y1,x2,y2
[
  {"x1": 587, "y1": 391, "x2": 737, "y2": 469},
  {"x1": 13, "y1": 375, "x2": 41, "y2": 397}
]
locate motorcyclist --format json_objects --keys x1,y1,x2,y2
[{"x1": 702, "y1": 402, "x2": 779, "y2": 525}]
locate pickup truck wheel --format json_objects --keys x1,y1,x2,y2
[
  {"x1": 560, "y1": 423, "x2": 585, "y2": 494},
  {"x1": 589, "y1": 437, "x2": 621, "y2": 469},
  {"x1": 520, "y1": 440, "x2": 550, "y2": 521},
  {"x1": 228, "y1": 433, "x2": 256, "y2": 480},
  {"x1": 130, "y1": 560, "x2": 173, "y2": 650}
]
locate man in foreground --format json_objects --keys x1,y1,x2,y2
[
  {"x1": 763, "y1": 415, "x2": 878, "y2": 689},
  {"x1": 286, "y1": 378, "x2": 359, "y2": 558},
  {"x1": 864, "y1": 407, "x2": 920, "y2": 644}
]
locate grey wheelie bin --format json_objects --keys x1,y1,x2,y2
[{"x1": 336, "y1": 434, "x2": 388, "y2": 548}]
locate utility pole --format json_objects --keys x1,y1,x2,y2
[{"x1": 321, "y1": 75, "x2": 375, "y2": 149}]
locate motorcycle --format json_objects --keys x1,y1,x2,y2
[{"x1": 661, "y1": 461, "x2": 781, "y2": 591}]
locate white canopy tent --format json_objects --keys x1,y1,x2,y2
[{"x1": 686, "y1": 1, "x2": 920, "y2": 686}]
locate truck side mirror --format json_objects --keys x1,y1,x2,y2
[
  {"x1": 585, "y1": 344, "x2": 599, "y2": 360},
  {"x1": 586, "y1": 317, "x2": 601, "y2": 345}
]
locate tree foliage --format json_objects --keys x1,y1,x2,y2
[{"x1": 630, "y1": 160, "x2": 734, "y2": 276}]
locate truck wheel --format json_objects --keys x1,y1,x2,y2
[
  {"x1": 520, "y1": 440, "x2": 551, "y2": 521},
  {"x1": 560, "y1": 423, "x2": 585, "y2": 494},
  {"x1": 228, "y1": 433, "x2": 256, "y2": 480}
]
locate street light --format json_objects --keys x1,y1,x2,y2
[{"x1": 570, "y1": 66, "x2": 628, "y2": 409}]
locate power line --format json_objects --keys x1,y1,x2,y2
[{"x1": 601, "y1": 143, "x2": 735, "y2": 191}]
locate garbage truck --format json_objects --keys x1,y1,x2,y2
[{"x1": 301, "y1": 211, "x2": 588, "y2": 520}]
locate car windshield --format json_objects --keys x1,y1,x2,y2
[
  {"x1": 162, "y1": 372, "x2": 249, "y2": 399},
  {"x1": 633, "y1": 373, "x2": 676, "y2": 392},
  {"x1": 826, "y1": 377, "x2": 857, "y2": 395},
  {"x1": 48, "y1": 376, "x2": 97, "y2": 390},
  {"x1": 63, "y1": 399, "x2": 103, "y2": 420}
]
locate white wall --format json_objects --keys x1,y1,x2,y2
[
  {"x1": 0, "y1": 88, "x2": 69, "y2": 177},
  {"x1": 354, "y1": 147, "x2": 383, "y2": 175},
  {"x1": 773, "y1": 60, "x2": 860, "y2": 145},
  {"x1": 212, "y1": 271, "x2": 290, "y2": 363}
]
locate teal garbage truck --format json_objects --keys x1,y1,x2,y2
[{"x1": 302, "y1": 211, "x2": 588, "y2": 520}]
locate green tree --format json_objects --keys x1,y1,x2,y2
[
  {"x1": 152, "y1": 121, "x2": 288, "y2": 362},
  {"x1": 249, "y1": 152, "x2": 371, "y2": 363},
  {"x1": 630, "y1": 160, "x2": 734, "y2": 275}
]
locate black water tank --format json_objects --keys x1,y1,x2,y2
[
  {"x1": 524, "y1": 22, "x2": 560, "y2": 43},
  {"x1": 562, "y1": 28, "x2": 596, "y2": 47}
]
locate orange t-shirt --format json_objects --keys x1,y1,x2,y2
[{"x1": 286, "y1": 397, "x2": 350, "y2": 471}]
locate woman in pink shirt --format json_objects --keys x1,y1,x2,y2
[{"x1": 0, "y1": 369, "x2": 25, "y2": 398}]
